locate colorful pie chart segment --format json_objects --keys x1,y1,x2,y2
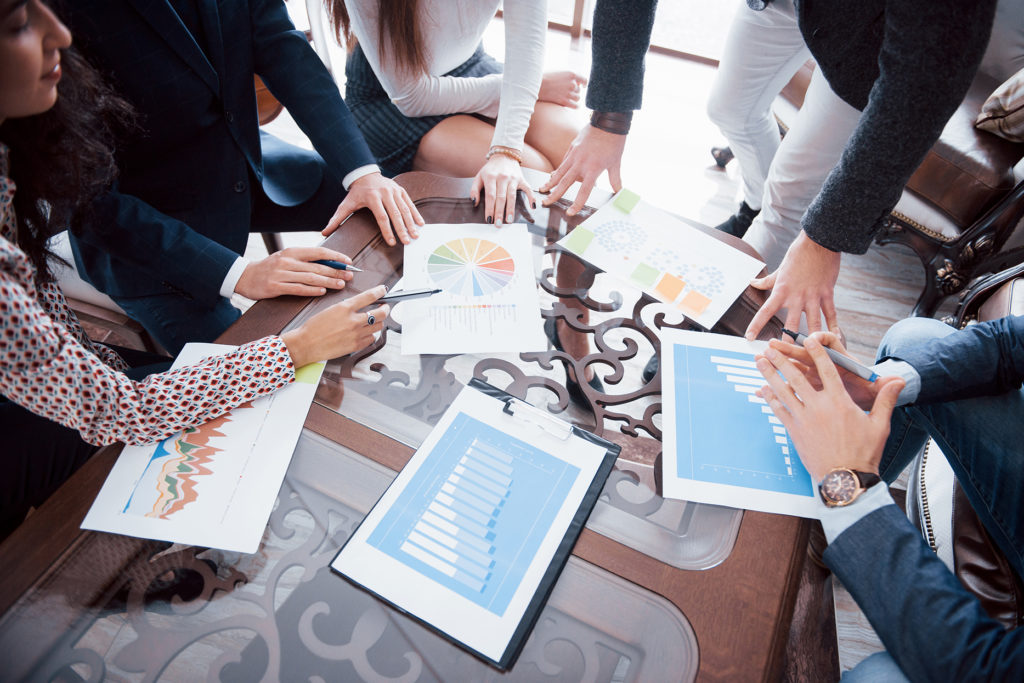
[{"x1": 427, "y1": 238, "x2": 515, "y2": 297}]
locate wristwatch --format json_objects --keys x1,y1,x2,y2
[{"x1": 818, "y1": 468, "x2": 881, "y2": 507}]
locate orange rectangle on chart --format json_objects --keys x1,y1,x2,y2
[
  {"x1": 679, "y1": 290, "x2": 712, "y2": 316},
  {"x1": 655, "y1": 273, "x2": 686, "y2": 301}
]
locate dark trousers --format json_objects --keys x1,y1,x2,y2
[{"x1": 1, "y1": 349, "x2": 172, "y2": 541}]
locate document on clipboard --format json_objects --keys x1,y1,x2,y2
[{"x1": 330, "y1": 379, "x2": 619, "y2": 670}]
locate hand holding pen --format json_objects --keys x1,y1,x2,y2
[
  {"x1": 763, "y1": 330, "x2": 904, "y2": 412},
  {"x1": 235, "y1": 247, "x2": 357, "y2": 300}
]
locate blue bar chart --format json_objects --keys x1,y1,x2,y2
[
  {"x1": 671, "y1": 344, "x2": 813, "y2": 496},
  {"x1": 367, "y1": 413, "x2": 580, "y2": 615}
]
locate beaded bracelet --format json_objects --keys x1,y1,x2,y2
[
  {"x1": 486, "y1": 145, "x2": 524, "y2": 165},
  {"x1": 589, "y1": 111, "x2": 633, "y2": 135}
]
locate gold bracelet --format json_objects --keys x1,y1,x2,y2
[{"x1": 486, "y1": 145, "x2": 523, "y2": 165}]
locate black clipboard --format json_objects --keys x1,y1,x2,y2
[{"x1": 330, "y1": 378, "x2": 620, "y2": 671}]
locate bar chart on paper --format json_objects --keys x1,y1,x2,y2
[
  {"x1": 671, "y1": 344, "x2": 813, "y2": 497},
  {"x1": 366, "y1": 413, "x2": 580, "y2": 615}
]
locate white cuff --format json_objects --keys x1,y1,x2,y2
[
  {"x1": 220, "y1": 256, "x2": 250, "y2": 298},
  {"x1": 819, "y1": 483, "x2": 895, "y2": 543},
  {"x1": 342, "y1": 164, "x2": 381, "y2": 191},
  {"x1": 872, "y1": 359, "x2": 922, "y2": 405}
]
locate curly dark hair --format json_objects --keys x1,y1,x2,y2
[{"x1": 0, "y1": 46, "x2": 133, "y2": 285}]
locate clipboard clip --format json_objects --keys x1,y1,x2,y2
[{"x1": 502, "y1": 397, "x2": 573, "y2": 441}]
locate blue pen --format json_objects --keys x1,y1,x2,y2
[
  {"x1": 781, "y1": 328, "x2": 879, "y2": 382},
  {"x1": 314, "y1": 259, "x2": 362, "y2": 272}
]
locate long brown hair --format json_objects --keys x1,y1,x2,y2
[
  {"x1": 0, "y1": 48, "x2": 133, "y2": 285},
  {"x1": 328, "y1": 0, "x2": 427, "y2": 75}
]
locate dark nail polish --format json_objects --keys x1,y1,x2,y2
[
  {"x1": 487, "y1": 216, "x2": 493, "y2": 224},
  {"x1": 532, "y1": 201, "x2": 537, "y2": 209}
]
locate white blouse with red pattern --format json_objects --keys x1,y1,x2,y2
[{"x1": 0, "y1": 146, "x2": 295, "y2": 446}]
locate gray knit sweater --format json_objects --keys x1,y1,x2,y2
[{"x1": 586, "y1": 0, "x2": 997, "y2": 254}]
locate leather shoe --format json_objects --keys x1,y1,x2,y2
[
  {"x1": 641, "y1": 353, "x2": 658, "y2": 384},
  {"x1": 714, "y1": 201, "x2": 760, "y2": 238},
  {"x1": 544, "y1": 318, "x2": 603, "y2": 404}
]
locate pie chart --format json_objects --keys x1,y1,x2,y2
[{"x1": 427, "y1": 238, "x2": 515, "y2": 297}]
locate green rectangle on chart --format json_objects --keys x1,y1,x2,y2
[
  {"x1": 613, "y1": 188, "x2": 641, "y2": 213},
  {"x1": 630, "y1": 262, "x2": 660, "y2": 288},
  {"x1": 294, "y1": 361, "x2": 325, "y2": 384},
  {"x1": 563, "y1": 227, "x2": 595, "y2": 255}
]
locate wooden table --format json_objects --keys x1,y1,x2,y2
[{"x1": 0, "y1": 173, "x2": 837, "y2": 681}]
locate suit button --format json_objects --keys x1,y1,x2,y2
[
  {"x1": 233, "y1": 181, "x2": 246, "y2": 193},
  {"x1": 225, "y1": 110, "x2": 234, "y2": 123}
]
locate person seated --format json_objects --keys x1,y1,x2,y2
[
  {"x1": 706, "y1": 0, "x2": 809, "y2": 238},
  {"x1": 328, "y1": 0, "x2": 599, "y2": 397},
  {"x1": 0, "y1": 0, "x2": 389, "y2": 540},
  {"x1": 329, "y1": 0, "x2": 583, "y2": 223},
  {"x1": 57, "y1": 0, "x2": 422, "y2": 355},
  {"x1": 755, "y1": 317, "x2": 1024, "y2": 681}
]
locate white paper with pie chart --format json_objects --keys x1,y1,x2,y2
[
  {"x1": 401, "y1": 223, "x2": 546, "y2": 355},
  {"x1": 557, "y1": 189, "x2": 765, "y2": 329}
]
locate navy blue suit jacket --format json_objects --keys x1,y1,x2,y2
[
  {"x1": 63, "y1": 0, "x2": 376, "y2": 304},
  {"x1": 827, "y1": 316, "x2": 1024, "y2": 681}
]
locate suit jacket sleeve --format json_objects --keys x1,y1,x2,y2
[
  {"x1": 585, "y1": 0, "x2": 657, "y2": 112},
  {"x1": 880, "y1": 316, "x2": 1024, "y2": 404},
  {"x1": 248, "y1": 0, "x2": 376, "y2": 183},
  {"x1": 801, "y1": 0, "x2": 997, "y2": 254},
  {"x1": 826, "y1": 505, "x2": 1024, "y2": 682},
  {"x1": 76, "y1": 186, "x2": 242, "y2": 306}
]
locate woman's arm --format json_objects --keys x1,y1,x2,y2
[
  {"x1": 488, "y1": 0, "x2": 546, "y2": 152},
  {"x1": 344, "y1": 0, "x2": 504, "y2": 118},
  {"x1": 1, "y1": 268, "x2": 388, "y2": 446}
]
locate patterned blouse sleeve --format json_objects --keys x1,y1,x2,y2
[
  {"x1": 38, "y1": 281, "x2": 130, "y2": 372},
  {"x1": 1, "y1": 270, "x2": 295, "y2": 446}
]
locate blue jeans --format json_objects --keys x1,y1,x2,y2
[
  {"x1": 876, "y1": 317, "x2": 1024, "y2": 580},
  {"x1": 842, "y1": 651, "x2": 910, "y2": 682}
]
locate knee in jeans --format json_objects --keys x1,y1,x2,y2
[{"x1": 876, "y1": 317, "x2": 956, "y2": 362}]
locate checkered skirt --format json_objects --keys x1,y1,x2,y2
[{"x1": 344, "y1": 43, "x2": 503, "y2": 177}]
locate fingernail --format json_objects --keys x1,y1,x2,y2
[
  {"x1": 337, "y1": 280, "x2": 345, "y2": 287},
  {"x1": 532, "y1": 201, "x2": 537, "y2": 209},
  {"x1": 745, "y1": 332, "x2": 755, "y2": 341},
  {"x1": 507, "y1": 214, "x2": 514, "y2": 222},
  {"x1": 319, "y1": 287, "x2": 327, "y2": 294},
  {"x1": 487, "y1": 216, "x2": 493, "y2": 224}
]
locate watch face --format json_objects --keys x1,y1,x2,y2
[{"x1": 821, "y1": 469, "x2": 858, "y2": 506}]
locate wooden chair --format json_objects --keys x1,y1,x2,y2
[{"x1": 875, "y1": 71, "x2": 1024, "y2": 316}]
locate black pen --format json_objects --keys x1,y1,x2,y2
[
  {"x1": 781, "y1": 328, "x2": 879, "y2": 382},
  {"x1": 379, "y1": 287, "x2": 442, "y2": 302},
  {"x1": 314, "y1": 259, "x2": 362, "y2": 272}
]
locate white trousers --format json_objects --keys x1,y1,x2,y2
[
  {"x1": 706, "y1": 0, "x2": 809, "y2": 211},
  {"x1": 742, "y1": 66, "x2": 863, "y2": 270}
]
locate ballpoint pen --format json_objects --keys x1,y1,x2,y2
[
  {"x1": 314, "y1": 259, "x2": 362, "y2": 272},
  {"x1": 781, "y1": 328, "x2": 878, "y2": 382}
]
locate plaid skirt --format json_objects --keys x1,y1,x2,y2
[{"x1": 344, "y1": 43, "x2": 503, "y2": 177}]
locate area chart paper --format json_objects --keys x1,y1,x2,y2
[
  {"x1": 400, "y1": 223, "x2": 546, "y2": 355},
  {"x1": 660, "y1": 330, "x2": 819, "y2": 518},
  {"x1": 82, "y1": 344, "x2": 325, "y2": 553}
]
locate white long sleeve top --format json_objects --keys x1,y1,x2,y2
[{"x1": 344, "y1": 0, "x2": 546, "y2": 152}]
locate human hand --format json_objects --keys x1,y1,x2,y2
[
  {"x1": 745, "y1": 231, "x2": 841, "y2": 340},
  {"x1": 538, "y1": 71, "x2": 587, "y2": 108},
  {"x1": 321, "y1": 172, "x2": 424, "y2": 246},
  {"x1": 755, "y1": 335, "x2": 905, "y2": 482},
  {"x1": 281, "y1": 285, "x2": 389, "y2": 367},
  {"x1": 470, "y1": 155, "x2": 534, "y2": 226},
  {"x1": 765, "y1": 332, "x2": 904, "y2": 411},
  {"x1": 235, "y1": 247, "x2": 355, "y2": 300},
  {"x1": 539, "y1": 124, "x2": 626, "y2": 216}
]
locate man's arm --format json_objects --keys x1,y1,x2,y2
[
  {"x1": 745, "y1": 0, "x2": 997, "y2": 338},
  {"x1": 540, "y1": 0, "x2": 657, "y2": 213},
  {"x1": 248, "y1": 0, "x2": 422, "y2": 245},
  {"x1": 756, "y1": 333, "x2": 1024, "y2": 682},
  {"x1": 828, "y1": 503, "x2": 1024, "y2": 683}
]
